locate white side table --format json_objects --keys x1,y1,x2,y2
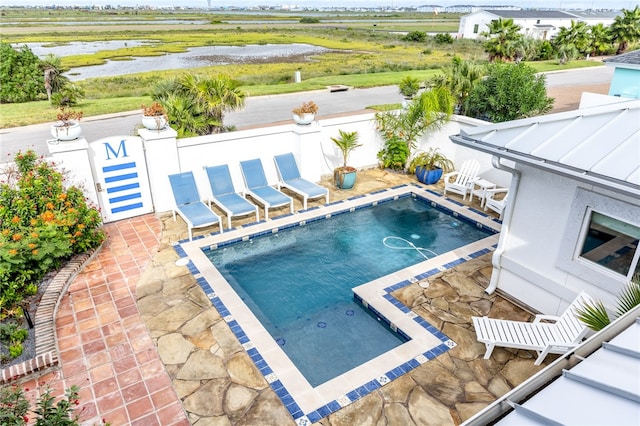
[{"x1": 471, "y1": 179, "x2": 496, "y2": 207}]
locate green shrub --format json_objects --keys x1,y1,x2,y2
[
  {"x1": 0, "y1": 322, "x2": 28, "y2": 343},
  {"x1": 8, "y1": 342, "x2": 23, "y2": 358},
  {"x1": 0, "y1": 43, "x2": 46, "y2": 103},
  {"x1": 402, "y1": 31, "x2": 427, "y2": 42},
  {"x1": 0, "y1": 150, "x2": 105, "y2": 311},
  {"x1": 434, "y1": 33, "x2": 454, "y2": 44},
  {"x1": 50, "y1": 84, "x2": 85, "y2": 107},
  {"x1": 0, "y1": 384, "x2": 83, "y2": 425}
]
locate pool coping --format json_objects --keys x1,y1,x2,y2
[{"x1": 174, "y1": 184, "x2": 501, "y2": 425}]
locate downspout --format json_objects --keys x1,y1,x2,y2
[{"x1": 486, "y1": 156, "x2": 521, "y2": 294}]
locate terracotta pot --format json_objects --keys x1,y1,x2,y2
[{"x1": 50, "y1": 120, "x2": 82, "y2": 141}]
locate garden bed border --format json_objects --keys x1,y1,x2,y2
[{"x1": 0, "y1": 244, "x2": 103, "y2": 384}]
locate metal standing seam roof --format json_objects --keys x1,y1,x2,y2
[
  {"x1": 495, "y1": 317, "x2": 640, "y2": 425},
  {"x1": 462, "y1": 307, "x2": 640, "y2": 426},
  {"x1": 449, "y1": 99, "x2": 640, "y2": 198},
  {"x1": 485, "y1": 10, "x2": 576, "y2": 19}
]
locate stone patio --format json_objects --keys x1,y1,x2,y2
[{"x1": 136, "y1": 168, "x2": 552, "y2": 425}]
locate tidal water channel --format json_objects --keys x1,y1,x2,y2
[{"x1": 16, "y1": 41, "x2": 330, "y2": 80}]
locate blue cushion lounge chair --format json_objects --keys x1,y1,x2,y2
[
  {"x1": 168, "y1": 171, "x2": 223, "y2": 241},
  {"x1": 204, "y1": 164, "x2": 259, "y2": 229},
  {"x1": 239, "y1": 158, "x2": 294, "y2": 220},
  {"x1": 273, "y1": 153, "x2": 329, "y2": 210}
]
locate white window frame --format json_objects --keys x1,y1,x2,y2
[
  {"x1": 557, "y1": 188, "x2": 640, "y2": 291},
  {"x1": 575, "y1": 208, "x2": 640, "y2": 281}
]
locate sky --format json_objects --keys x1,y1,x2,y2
[{"x1": 5, "y1": 0, "x2": 637, "y2": 9}]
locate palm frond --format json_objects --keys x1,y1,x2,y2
[
  {"x1": 575, "y1": 300, "x2": 611, "y2": 332},
  {"x1": 615, "y1": 274, "x2": 640, "y2": 318}
]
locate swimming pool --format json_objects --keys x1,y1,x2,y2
[
  {"x1": 176, "y1": 185, "x2": 501, "y2": 424},
  {"x1": 205, "y1": 196, "x2": 492, "y2": 386}
]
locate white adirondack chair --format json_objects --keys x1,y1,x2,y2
[
  {"x1": 472, "y1": 292, "x2": 593, "y2": 365},
  {"x1": 484, "y1": 188, "x2": 509, "y2": 219},
  {"x1": 443, "y1": 159, "x2": 480, "y2": 201}
]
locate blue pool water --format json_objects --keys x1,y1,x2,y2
[{"x1": 205, "y1": 196, "x2": 492, "y2": 386}]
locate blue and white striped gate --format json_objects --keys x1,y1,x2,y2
[{"x1": 89, "y1": 136, "x2": 153, "y2": 223}]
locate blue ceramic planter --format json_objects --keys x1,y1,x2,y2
[
  {"x1": 335, "y1": 169, "x2": 357, "y2": 189},
  {"x1": 415, "y1": 166, "x2": 443, "y2": 185}
]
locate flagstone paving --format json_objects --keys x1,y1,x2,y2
[
  {"x1": 18, "y1": 168, "x2": 550, "y2": 425},
  {"x1": 135, "y1": 169, "x2": 552, "y2": 425}
]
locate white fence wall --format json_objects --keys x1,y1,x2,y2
[{"x1": 32, "y1": 112, "x2": 511, "y2": 217}]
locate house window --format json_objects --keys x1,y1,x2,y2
[
  {"x1": 579, "y1": 211, "x2": 640, "y2": 279},
  {"x1": 536, "y1": 19, "x2": 541, "y2": 24},
  {"x1": 557, "y1": 188, "x2": 640, "y2": 291},
  {"x1": 473, "y1": 24, "x2": 479, "y2": 34}
]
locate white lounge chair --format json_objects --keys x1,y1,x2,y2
[
  {"x1": 472, "y1": 292, "x2": 592, "y2": 365},
  {"x1": 274, "y1": 153, "x2": 329, "y2": 210},
  {"x1": 168, "y1": 171, "x2": 223, "y2": 241},
  {"x1": 443, "y1": 159, "x2": 480, "y2": 201},
  {"x1": 239, "y1": 158, "x2": 294, "y2": 220},
  {"x1": 484, "y1": 188, "x2": 509, "y2": 219},
  {"x1": 204, "y1": 164, "x2": 259, "y2": 229}
]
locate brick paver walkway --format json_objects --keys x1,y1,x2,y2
[{"x1": 22, "y1": 214, "x2": 188, "y2": 425}]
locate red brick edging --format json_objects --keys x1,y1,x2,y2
[{"x1": 0, "y1": 246, "x2": 102, "y2": 384}]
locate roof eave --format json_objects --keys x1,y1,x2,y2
[{"x1": 450, "y1": 134, "x2": 640, "y2": 199}]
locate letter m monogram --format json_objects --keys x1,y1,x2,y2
[{"x1": 104, "y1": 140, "x2": 129, "y2": 160}]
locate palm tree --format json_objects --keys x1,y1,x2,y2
[
  {"x1": 512, "y1": 36, "x2": 538, "y2": 62},
  {"x1": 375, "y1": 87, "x2": 453, "y2": 171},
  {"x1": 481, "y1": 18, "x2": 522, "y2": 62},
  {"x1": 179, "y1": 74, "x2": 246, "y2": 131},
  {"x1": 161, "y1": 93, "x2": 210, "y2": 138},
  {"x1": 153, "y1": 74, "x2": 246, "y2": 136},
  {"x1": 589, "y1": 23, "x2": 613, "y2": 56},
  {"x1": 554, "y1": 21, "x2": 591, "y2": 59},
  {"x1": 41, "y1": 54, "x2": 69, "y2": 102},
  {"x1": 431, "y1": 56, "x2": 484, "y2": 115},
  {"x1": 610, "y1": 6, "x2": 640, "y2": 54},
  {"x1": 555, "y1": 42, "x2": 579, "y2": 65}
]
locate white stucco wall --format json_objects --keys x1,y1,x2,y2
[
  {"x1": 494, "y1": 163, "x2": 640, "y2": 315},
  {"x1": 458, "y1": 11, "x2": 573, "y2": 40},
  {"x1": 38, "y1": 112, "x2": 512, "y2": 219}
]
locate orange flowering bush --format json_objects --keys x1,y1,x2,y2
[{"x1": 0, "y1": 150, "x2": 105, "y2": 310}]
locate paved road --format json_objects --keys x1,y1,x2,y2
[{"x1": 0, "y1": 66, "x2": 614, "y2": 159}]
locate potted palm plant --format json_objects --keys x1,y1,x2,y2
[
  {"x1": 399, "y1": 76, "x2": 420, "y2": 108},
  {"x1": 292, "y1": 100, "x2": 318, "y2": 125},
  {"x1": 409, "y1": 147, "x2": 454, "y2": 185},
  {"x1": 330, "y1": 129, "x2": 361, "y2": 190},
  {"x1": 50, "y1": 107, "x2": 83, "y2": 141},
  {"x1": 141, "y1": 101, "x2": 168, "y2": 130}
]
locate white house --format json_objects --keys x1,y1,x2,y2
[
  {"x1": 416, "y1": 4, "x2": 445, "y2": 13},
  {"x1": 450, "y1": 99, "x2": 640, "y2": 316},
  {"x1": 457, "y1": 9, "x2": 619, "y2": 40}
]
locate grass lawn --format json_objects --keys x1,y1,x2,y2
[{"x1": 0, "y1": 9, "x2": 606, "y2": 128}]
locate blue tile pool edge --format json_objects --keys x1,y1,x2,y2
[
  {"x1": 187, "y1": 267, "x2": 459, "y2": 425},
  {"x1": 172, "y1": 187, "x2": 500, "y2": 425}
]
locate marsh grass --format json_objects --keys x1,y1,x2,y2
[{"x1": 0, "y1": 10, "x2": 604, "y2": 128}]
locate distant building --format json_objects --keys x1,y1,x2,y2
[
  {"x1": 416, "y1": 5, "x2": 445, "y2": 13},
  {"x1": 457, "y1": 9, "x2": 621, "y2": 40}
]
